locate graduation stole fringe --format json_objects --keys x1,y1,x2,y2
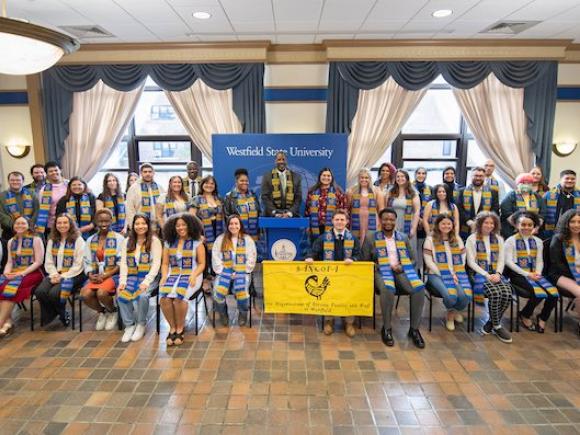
[
  {"x1": 4, "y1": 189, "x2": 34, "y2": 221},
  {"x1": 515, "y1": 193, "x2": 539, "y2": 214},
  {"x1": 35, "y1": 183, "x2": 53, "y2": 234},
  {"x1": 0, "y1": 236, "x2": 35, "y2": 298},
  {"x1": 544, "y1": 186, "x2": 580, "y2": 233},
  {"x1": 90, "y1": 232, "x2": 118, "y2": 275},
  {"x1": 322, "y1": 230, "x2": 354, "y2": 261},
  {"x1": 160, "y1": 239, "x2": 194, "y2": 300},
  {"x1": 461, "y1": 186, "x2": 492, "y2": 234},
  {"x1": 350, "y1": 192, "x2": 377, "y2": 238},
  {"x1": 564, "y1": 240, "x2": 580, "y2": 285},
  {"x1": 271, "y1": 169, "x2": 294, "y2": 208},
  {"x1": 103, "y1": 195, "x2": 126, "y2": 232},
  {"x1": 374, "y1": 231, "x2": 424, "y2": 294},
  {"x1": 118, "y1": 249, "x2": 152, "y2": 303},
  {"x1": 232, "y1": 189, "x2": 259, "y2": 238},
  {"x1": 472, "y1": 235, "x2": 507, "y2": 303},
  {"x1": 52, "y1": 239, "x2": 76, "y2": 302},
  {"x1": 413, "y1": 183, "x2": 432, "y2": 217},
  {"x1": 215, "y1": 236, "x2": 248, "y2": 302},
  {"x1": 514, "y1": 234, "x2": 558, "y2": 299},
  {"x1": 140, "y1": 181, "x2": 160, "y2": 218},
  {"x1": 387, "y1": 194, "x2": 414, "y2": 234},
  {"x1": 66, "y1": 194, "x2": 92, "y2": 228},
  {"x1": 433, "y1": 240, "x2": 472, "y2": 300},
  {"x1": 193, "y1": 196, "x2": 224, "y2": 249},
  {"x1": 309, "y1": 188, "x2": 337, "y2": 236}
]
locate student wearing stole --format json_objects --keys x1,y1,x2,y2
[
  {"x1": 465, "y1": 212, "x2": 513, "y2": 343},
  {"x1": 347, "y1": 168, "x2": 383, "y2": 245},
  {"x1": 385, "y1": 170, "x2": 421, "y2": 244},
  {"x1": 224, "y1": 169, "x2": 261, "y2": 241},
  {"x1": 56, "y1": 177, "x2": 96, "y2": 240},
  {"x1": 35, "y1": 161, "x2": 68, "y2": 237},
  {"x1": 548, "y1": 209, "x2": 580, "y2": 335},
  {"x1": 505, "y1": 211, "x2": 558, "y2": 333},
  {"x1": 423, "y1": 214, "x2": 472, "y2": 332},
  {"x1": 543, "y1": 170, "x2": 580, "y2": 239},
  {"x1": 156, "y1": 175, "x2": 193, "y2": 230},
  {"x1": 36, "y1": 214, "x2": 86, "y2": 327},
  {"x1": 160, "y1": 213, "x2": 205, "y2": 346},
  {"x1": 212, "y1": 214, "x2": 257, "y2": 328},
  {"x1": 118, "y1": 214, "x2": 162, "y2": 343},
  {"x1": 442, "y1": 166, "x2": 462, "y2": 204},
  {"x1": 500, "y1": 173, "x2": 545, "y2": 239},
  {"x1": 0, "y1": 216, "x2": 44, "y2": 336},
  {"x1": 80, "y1": 209, "x2": 125, "y2": 331},
  {"x1": 96, "y1": 173, "x2": 126, "y2": 234},
  {"x1": 361, "y1": 208, "x2": 426, "y2": 348},
  {"x1": 422, "y1": 184, "x2": 460, "y2": 238},
  {"x1": 458, "y1": 167, "x2": 499, "y2": 240},
  {"x1": 0, "y1": 171, "x2": 38, "y2": 242},
  {"x1": 125, "y1": 163, "x2": 164, "y2": 231},
  {"x1": 483, "y1": 159, "x2": 503, "y2": 199},
  {"x1": 260, "y1": 151, "x2": 303, "y2": 218},
  {"x1": 306, "y1": 210, "x2": 361, "y2": 337},
  {"x1": 24, "y1": 163, "x2": 46, "y2": 195}
]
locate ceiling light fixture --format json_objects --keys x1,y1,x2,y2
[
  {"x1": 192, "y1": 11, "x2": 211, "y2": 20},
  {"x1": 432, "y1": 9, "x2": 453, "y2": 18},
  {"x1": 0, "y1": 0, "x2": 79, "y2": 75}
]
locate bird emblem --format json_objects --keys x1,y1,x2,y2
[{"x1": 304, "y1": 275, "x2": 330, "y2": 299}]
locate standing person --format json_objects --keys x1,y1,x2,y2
[
  {"x1": 36, "y1": 213, "x2": 86, "y2": 327},
  {"x1": 212, "y1": 214, "x2": 257, "y2": 328},
  {"x1": 505, "y1": 211, "x2": 558, "y2": 333},
  {"x1": 96, "y1": 173, "x2": 126, "y2": 234},
  {"x1": 413, "y1": 167, "x2": 432, "y2": 269},
  {"x1": 0, "y1": 216, "x2": 44, "y2": 336},
  {"x1": 548, "y1": 209, "x2": 580, "y2": 335},
  {"x1": 25, "y1": 164, "x2": 46, "y2": 195},
  {"x1": 183, "y1": 161, "x2": 202, "y2": 201},
  {"x1": 531, "y1": 166, "x2": 550, "y2": 196},
  {"x1": 483, "y1": 159, "x2": 505, "y2": 199},
  {"x1": 159, "y1": 213, "x2": 205, "y2": 346},
  {"x1": 361, "y1": 208, "x2": 426, "y2": 348},
  {"x1": 305, "y1": 168, "x2": 347, "y2": 242},
  {"x1": 347, "y1": 168, "x2": 383, "y2": 245},
  {"x1": 543, "y1": 170, "x2": 580, "y2": 238},
  {"x1": 80, "y1": 209, "x2": 124, "y2": 331},
  {"x1": 260, "y1": 151, "x2": 303, "y2": 218},
  {"x1": 117, "y1": 214, "x2": 162, "y2": 342},
  {"x1": 465, "y1": 212, "x2": 513, "y2": 343},
  {"x1": 0, "y1": 171, "x2": 38, "y2": 242},
  {"x1": 125, "y1": 163, "x2": 164, "y2": 231},
  {"x1": 374, "y1": 163, "x2": 397, "y2": 196},
  {"x1": 500, "y1": 173, "x2": 545, "y2": 238},
  {"x1": 385, "y1": 170, "x2": 420, "y2": 246},
  {"x1": 35, "y1": 161, "x2": 68, "y2": 236},
  {"x1": 423, "y1": 214, "x2": 472, "y2": 331},
  {"x1": 422, "y1": 184, "x2": 460, "y2": 237},
  {"x1": 224, "y1": 169, "x2": 260, "y2": 241},
  {"x1": 156, "y1": 175, "x2": 192, "y2": 230},
  {"x1": 442, "y1": 166, "x2": 462, "y2": 203},
  {"x1": 125, "y1": 172, "x2": 138, "y2": 193},
  {"x1": 56, "y1": 177, "x2": 96, "y2": 240},
  {"x1": 305, "y1": 210, "x2": 361, "y2": 337},
  {"x1": 457, "y1": 167, "x2": 499, "y2": 240}
]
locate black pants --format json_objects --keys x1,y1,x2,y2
[
  {"x1": 35, "y1": 273, "x2": 86, "y2": 325},
  {"x1": 506, "y1": 270, "x2": 557, "y2": 322}
]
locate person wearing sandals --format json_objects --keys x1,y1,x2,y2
[
  {"x1": 423, "y1": 213, "x2": 472, "y2": 331},
  {"x1": 548, "y1": 209, "x2": 580, "y2": 335},
  {"x1": 117, "y1": 213, "x2": 162, "y2": 342},
  {"x1": 212, "y1": 214, "x2": 257, "y2": 328},
  {"x1": 36, "y1": 213, "x2": 86, "y2": 327},
  {"x1": 159, "y1": 213, "x2": 205, "y2": 346},
  {"x1": 465, "y1": 212, "x2": 513, "y2": 343},
  {"x1": 0, "y1": 216, "x2": 44, "y2": 337},
  {"x1": 505, "y1": 211, "x2": 559, "y2": 333},
  {"x1": 80, "y1": 209, "x2": 125, "y2": 331}
]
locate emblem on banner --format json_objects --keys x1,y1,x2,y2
[
  {"x1": 305, "y1": 275, "x2": 330, "y2": 300},
  {"x1": 271, "y1": 239, "x2": 297, "y2": 261}
]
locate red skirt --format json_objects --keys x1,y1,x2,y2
[{"x1": 0, "y1": 270, "x2": 44, "y2": 303}]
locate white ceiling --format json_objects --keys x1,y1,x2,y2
[{"x1": 6, "y1": 0, "x2": 580, "y2": 44}]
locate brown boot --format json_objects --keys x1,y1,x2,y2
[
  {"x1": 345, "y1": 322, "x2": 356, "y2": 338},
  {"x1": 323, "y1": 320, "x2": 334, "y2": 335}
]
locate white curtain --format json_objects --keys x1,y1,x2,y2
[
  {"x1": 347, "y1": 78, "x2": 426, "y2": 185},
  {"x1": 165, "y1": 79, "x2": 242, "y2": 159},
  {"x1": 453, "y1": 74, "x2": 532, "y2": 187},
  {"x1": 62, "y1": 80, "x2": 144, "y2": 180}
]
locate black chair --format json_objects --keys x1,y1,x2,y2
[
  {"x1": 211, "y1": 274, "x2": 256, "y2": 328},
  {"x1": 188, "y1": 288, "x2": 209, "y2": 335},
  {"x1": 22, "y1": 283, "x2": 81, "y2": 331},
  {"x1": 555, "y1": 286, "x2": 576, "y2": 333},
  {"x1": 510, "y1": 283, "x2": 558, "y2": 333},
  {"x1": 423, "y1": 275, "x2": 475, "y2": 333}
]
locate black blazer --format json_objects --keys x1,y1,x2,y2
[
  {"x1": 260, "y1": 169, "x2": 303, "y2": 217},
  {"x1": 457, "y1": 186, "x2": 499, "y2": 229},
  {"x1": 548, "y1": 233, "x2": 575, "y2": 284},
  {"x1": 56, "y1": 193, "x2": 97, "y2": 227},
  {"x1": 307, "y1": 231, "x2": 361, "y2": 261}
]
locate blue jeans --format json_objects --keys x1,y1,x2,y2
[
  {"x1": 118, "y1": 275, "x2": 160, "y2": 327},
  {"x1": 426, "y1": 274, "x2": 470, "y2": 311}
]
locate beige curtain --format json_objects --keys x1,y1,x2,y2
[
  {"x1": 453, "y1": 74, "x2": 532, "y2": 186},
  {"x1": 62, "y1": 80, "x2": 144, "y2": 180},
  {"x1": 347, "y1": 78, "x2": 426, "y2": 185},
  {"x1": 165, "y1": 79, "x2": 242, "y2": 159}
]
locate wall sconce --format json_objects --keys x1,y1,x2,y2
[
  {"x1": 4, "y1": 143, "x2": 31, "y2": 158},
  {"x1": 552, "y1": 142, "x2": 577, "y2": 157}
]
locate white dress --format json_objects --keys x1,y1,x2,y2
[{"x1": 164, "y1": 239, "x2": 203, "y2": 299}]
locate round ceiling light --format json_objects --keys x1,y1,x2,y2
[
  {"x1": 432, "y1": 9, "x2": 453, "y2": 18},
  {"x1": 192, "y1": 11, "x2": 211, "y2": 20}
]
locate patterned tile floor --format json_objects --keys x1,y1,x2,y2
[{"x1": 0, "y1": 285, "x2": 579, "y2": 435}]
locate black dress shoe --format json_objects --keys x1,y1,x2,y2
[
  {"x1": 381, "y1": 327, "x2": 394, "y2": 347},
  {"x1": 408, "y1": 329, "x2": 425, "y2": 349}
]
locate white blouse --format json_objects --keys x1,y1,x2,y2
[
  {"x1": 211, "y1": 234, "x2": 257, "y2": 275},
  {"x1": 45, "y1": 237, "x2": 86, "y2": 279},
  {"x1": 119, "y1": 236, "x2": 162, "y2": 287},
  {"x1": 504, "y1": 234, "x2": 543, "y2": 277},
  {"x1": 465, "y1": 234, "x2": 506, "y2": 277},
  {"x1": 423, "y1": 236, "x2": 465, "y2": 276}
]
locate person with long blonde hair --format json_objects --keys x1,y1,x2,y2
[{"x1": 347, "y1": 168, "x2": 384, "y2": 244}]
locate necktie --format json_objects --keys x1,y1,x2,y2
[{"x1": 337, "y1": 234, "x2": 343, "y2": 241}]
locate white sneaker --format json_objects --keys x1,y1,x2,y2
[
  {"x1": 454, "y1": 313, "x2": 464, "y2": 323},
  {"x1": 131, "y1": 324, "x2": 146, "y2": 342},
  {"x1": 121, "y1": 325, "x2": 136, "y2": 343},
  {"x1": 95, "y1": 312, "x2": 107, "y2": 331},
  {"x1": 104, "y1": 311, "x2": 118, "y2": 331}
]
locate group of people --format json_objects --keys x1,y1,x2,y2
[{"x1": 0, "y1": 153, "x2": 579, "y2": 350}]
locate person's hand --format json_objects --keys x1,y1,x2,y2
[
  {"x1": 529, "y1": 272, "x2": 542, "y2": 281},
  {"x1": 275, "y1": 213, "x2": 284, "y2": 218},
  {"x1": 409, "y1": 231, "x2": 416, "y2": 240},
  {"x1": 452, "y1": 273, "x2": 459, "y2": 285},
  {"x1": 188, "y1": 275, "x2": 198, "y2": 288},
  {"x1": 488, "y1": 273, "x2": 501, "y2": 284},
  {"x1": 344, "y1": 258, "x2": 353, "y2": 265},
  {"x1": 139, "y1": 282, "x2": 148, "y2": 292},
  {"x1": 159, "y1": 278, "x2": 167, "y2": 287},
  {"x1": 117, "y1": 283, "x2": 126, "y2": 291},
  {"x1": 50, "y1": 275, "x2": 62, "y2": 284},
  {"x1": 392, "y1": 264, "x2": 403, "y2": 273},
  {"x1": 284, "y1": 212, "x2": 292, "y2": 218},
  {"x1": 4, "y1": 272, "x2": 17, "y2": 280},
  {"x1": 305, "y1": 257, "x2": 314, "y2": 264}
]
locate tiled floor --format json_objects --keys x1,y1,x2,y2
[{"x1": 0, "y1": 288, "x2": 579, "y2": 435}]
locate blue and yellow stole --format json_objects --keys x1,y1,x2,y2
[
  {"x1": 514, "y1": 234, "x2": 558, "y2": 299},
  {"x1": 472, "y1": 235, "x2": 508, "y2": 303},
  {"x1": 460, "y1": 186, "x2": 493, "y2": 236},
  {"x1": 160, "y1": 239, "x2": 195, "y2": 300},
  {"x1": 413, "y1": 182, "x2": 432, "y2": 218},
  {"x1": 0, "y1": 236, "x2": 35, "y2": 298},
  {"x1": 428, "y1": 200, "x2": 456, "y2": 229},
  {"x1": 433, "y1": 240, "x2": 472, "y2": 301},
  {"x1": 387, "y1": 194, "x2": 414, "y2": 234},
  {"x1": 140, "y1": 181, "x2": 160, "y2": 219},
  {"x1": 66, "y1": 194, "x2": 92, "y2": 238},
  {"x1": 515, "y1": 192, "x2": 539, "y2": 214},
  {"x1": 118, "y1": 248, "x2": 152, "y2": 303},
  {"x1": 35, "y1": 183, "x2": 53, "y2": 234},
  {"x1": 308, "y1": 188, "x2": 337, "y2": 236},
  {"x1": 322, "y1": 230, "x2": 355, "y2": 261},
  {"x1": 271, "y1": 169, "x2": 294, "y2": 208},
  {"x1": 214, "y1": 237, "x2": 248, "y2": 302},
  {"x1": 350, "y1": 192, "x2": 377, "y2": 239},
  {"x1": 52, "y1": 239, "x2": 76, "y2": 303},
  {"x1": 4, "y1": 189, "x2": 34, "y2": 221},
  {"x1": 544, "y1": 186, "x2": 580, "y2": 235},
  {"x1": 90, "y1": 232, "x2": 119, "y2": 275},
  {"x1": 564, "y1": 240, "x2": 580, "y2": 285},
  {"x1": 103, "y1": 195, "x2": 126, "y2": 233},
  {"x1": 485, "y1": 177, "x2": 499, "y2": 194},
  {"x1": 374, "y1": 231, "x2": 424, "y2": 294},
  {"x1": 231, "y1": 189, "x2": 259, "y2": 239},
  {"x1": 193, "y1": 196, "x2": 224, "y2": 249}
]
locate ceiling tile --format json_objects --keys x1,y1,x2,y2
[
  {"x1": 196, "y1": 33, "x2": 239, "y2": 41},
  {"x1": 220, "y1": 0, "x2": 274, "y2": 21},
  {"x1": 359, "y1": 20, "x2": 408, "y2": 33},
  {"x1": 275, "y1": 34, "x2": 316, "y2": 43},
  {"x1": 236, "y1": 33, "x2": 274, "y2": 42},
  {"x1": 413, "y1": 0, "x2": 481, "y2": 20},
  {"x1": 113, "y1": 0, "x2": 181, "y2": 22},
  {"x1": 318, "y1": 0, "x2": 376, "y2": 31},
  {"x1": 507, "y1": 0, "x2": 580, "y2": 20},
  {"x1": 452, "y1": 0, "x2": 532, "y2": 22},
  {"x1": 173, "y1": 6, "x2": 234, "y2": 33},
  {"x1": 231, "y1": 21, "x2": 276, "y2": 32},
  {"x1": 365, "y1": 0, "x2": 429, "y2": 21},
  {"x1": 354, "y1": 33, "x2": 395, "y2": 39},
  {"x1": 315, "y1": 34, "x2": 354, "y2": 43}
]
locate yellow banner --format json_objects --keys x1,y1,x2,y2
[{"x1": 263, "y1": 261, "x2": 374, "y2": 316}]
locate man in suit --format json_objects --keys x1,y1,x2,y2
[
  {"x1": 182, "y1": 161, "x2": 202, "y2": 201},
  {"x1": 458, "y1": 166, "x2": 499, "y2": 239},
  {"x1": 260, "y1": 151, "x2": 302, "y2": 217},
  {"x1": 306, "y1": 209, "x2": 360, "y2": 337}
]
